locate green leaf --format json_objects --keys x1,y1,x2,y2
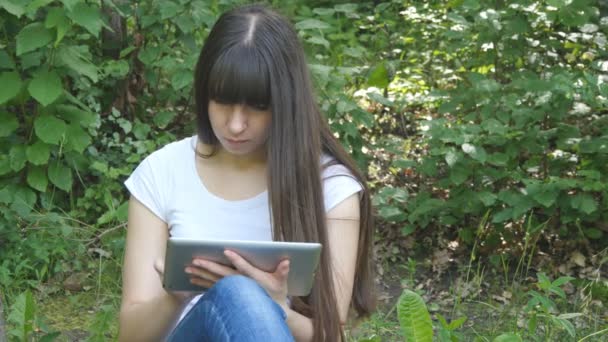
[
  {"x1": 0, "y1": 111, "x2": 19, "y2": 136},
  {"x1": 445, "y1": 150, "x2": 459, "y2": 167},
  {"x1": 313, "y1": 8, "x2": 335, "y2": 16},
  {"x1": 153, "y1": 110, "x2": 175, "y2": 128},
  {"x1": 38, "y1": 332, "x2": 61, "y2": 342},
  {"x1": 171, "y1": 69, "x2": 193, "y2": 90},
  {"x1": 584, "y1": 228, "x2": 603, "y2": 239},
  {"x1": 10, "y1": 186, "x2": 37, "y2": 216},
  {"x1": 295, "y1": 19, "x2": 330, "y2": 30},
  {"x1": 367, "y1": 63, "x2": 390, "y2": 89},
  {"x1": 0, "y1": 50, "x2": 16, "y2": 69},
  {"x1": 27, "y1": 166, "x2": 48, "y2": 192},
  {"x1": 533, "y1": 191, "x2": 556, "y2": 208},
  {"x1": 26, "y1": 140, "x2": 51, "y2": 165},
  {"x1": 138, "y1": 46, "x2": 161, "y2": 65},
  {"x1": 379, "y1": 206, "x2": 406, "y2": 222},
  {"x1": 28, "y1": 70, "x2": 63, "y2": 106},
  {"x1": 463, "y1": 0, "x2": 480, "y2": 10},
  {"x1": 552, "y1": 276, "x2": 575, "y2": 287},
  {"x1": 160, "y1": 1, "x2": 180, "y2": 19},
  {"x1": 68, "y1": 3, "x2": 102, "y2": 36},
  {"x1": 487, "y1": 152, "x2": 509, "y2": 166},
  {"x1": 133, "y1": 122, "x2": 151, "y2": 140},
  {"x1": 352, "y1": 109, "x2": 374, "y2": 128},
  {"x1": 48, "y1": 161, "x2": 72, "y2": 192},
  {"x1": 448, "y1": 316, "x2": 467, "y2": 330},
  {"x1": 493, "y1": 333, "x2": 522, "y2": 342},
  {"x1": 65, "y1": 123, "x2": 91, "y2": 153},
  {"x1": 307, "y1": 36, "x2": 330, "y2": 49},
  {"x1": 397, "y1": 290, "x2": 433, "y2": 342},
  {"x1": 16, "y1": 23, "x2": 53, "y2": 56},
  {"x1": 7, "y1": 291, "x2": 36, "y2": 341},
  {"x1": 547, "y1": 0, "x2": 569, "y2": 8},
  {"x1": 554, "y1": 317, "x2": 575, "y2": 337},
  {"x1": 449, "y1": 165, "x2": 469, "y2": 185},
  {"x1": 492, "y1": 208, "x2": 513, "y2": 223},
  {"x1": 0, "y1": 154, "x2": 11, "y2": 176},
  {"x1": 0, "y1": 0, "x2": 25, "y2": 17},
  {"x1": 570, "y1": 194, "x2": 598, "y2": 214},
  {"x1": 334, "y1": 3, "x2": 357, "y2": 13},
  {"x1": 477, "y1": 191, "x2": 497, "y2": 206},
  {"x1": 367, "y1": 92, "x2": 394, "y2": 106},
  {"x1": 0, "y1": 72, "x2": 23, "y2": 104},
  {"x1": 56, "y1": 104, "x2": 97, "y2": 127},
  {"x1": 56, "y1": 45, "x2": 98, "y2": 82},
  {"x1": 26, "y1": 0, "x2": 54, "y2": 14},
  {"x1": 9, "y1": 145, "x2": 26, "y2": 171},
  {"x1": 34, "y1": 114, "x2": 67, "y2": 145},
  {"x1": 461, "y1": 143, "x2": 487, "y2": 163},
  {"x1": 45, "y1": 7, "x2": 70, "y2": 45},
  {"x1": 60, "y1": 0, "x2": 79, "y2": 11},
  {"x1": 401, "y1": 225, "x2": 416, "y2": 236}
]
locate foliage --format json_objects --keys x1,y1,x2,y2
[
  {"x1": 6, "y1": 290, "x2": 58, "y2": 342},
  {"x1": 525, "y1": 273, "x2": 580, "y2": 340},
  {"x1": 373, "y1": 0, "x2": 608, "y2": 250},
  {"x1": 397, "y1": 289, "x2": 433, "y2": 342}
]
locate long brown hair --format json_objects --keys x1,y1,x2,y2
[{"x1": 193, "y1": 4, "x2": 375, "y2": 341}]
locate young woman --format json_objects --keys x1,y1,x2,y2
[{"x1": 119, "y1": 4, "x2": 375, "y2": 342}]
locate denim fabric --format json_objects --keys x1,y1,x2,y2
[{"x1": 166, "y1": 275, "x2": 295, "y2": 342}]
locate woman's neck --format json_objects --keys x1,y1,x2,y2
[{"x1": 198, "y1": 141, "x2": 267, "y2": 171}]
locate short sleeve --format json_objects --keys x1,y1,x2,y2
[
  {"x1": 124, "y1": 155, "x2": 167, "y2": 222},
  {"x1": 322, "y1": 163, "x2": 363, "y2": 212}
]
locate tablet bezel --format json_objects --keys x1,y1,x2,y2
[{"x1": 163, "y1": 238, "x2": 322, "y2": 296}]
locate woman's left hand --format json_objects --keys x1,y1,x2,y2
[
  {"x1": 224, "y1": 250, "x2": 290, "y2": 309},
  {"x1": 186, "y1": 257, "x2": 240, "y2": 289}
]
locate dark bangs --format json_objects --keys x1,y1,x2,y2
[{"x1": 207, "y1": 44, "x2": 271, "y2": 108}]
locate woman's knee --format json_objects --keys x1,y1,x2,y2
[{"x1": 203, "y1": 275, "x2": 285, "y2": 318}]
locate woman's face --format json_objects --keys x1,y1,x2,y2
[{"x1": 208, "y1": 99, "x2": 272, "y2": 157}]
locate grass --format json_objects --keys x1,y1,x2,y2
[{"x1": 4, "y1": 244, "x2": 606, "y2": 342}]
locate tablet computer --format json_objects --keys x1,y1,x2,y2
[{"x1": 163, "y1": 237, "x2": 322, "y2": 296}]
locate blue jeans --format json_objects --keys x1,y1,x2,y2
[{"x1": 166, "y1": 275, "x2": 295, "y2": 341}]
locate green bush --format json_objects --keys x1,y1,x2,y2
[{"x1": 375, "y1": 0, "x2": 607, "y2": 249}]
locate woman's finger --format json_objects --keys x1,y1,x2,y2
[
  {"x1": 192, "y1": 258, "x2": 239, "y2": 277},
  {"x1": 275, "y1": 259, "x2": 290, "y2": 280},
  {"x1": 185, "y1": 266, "x2": 221, "y2": 282},
  {"x1": 189, "y1": 277, "x2": 214, "y2": 289},
  {"x1": 223, "y1": 250, "x2": 262, "y2": 279}
]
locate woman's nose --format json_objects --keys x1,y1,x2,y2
[{"x1": 227, "y1": 105, "x2": 247, "y2": 135}]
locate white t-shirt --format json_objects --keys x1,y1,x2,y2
[{"x1": 124, "y1": 135, "x2": 363, "y2": 329}]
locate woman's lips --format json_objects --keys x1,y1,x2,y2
[{"x1": 226, "y1": 138, "x2": 248, "y2": 144}]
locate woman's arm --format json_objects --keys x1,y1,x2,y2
[
  {"x1": 285, "y1": 193, "x2": 361, "y2": 342},
  {"x1": 326, "y1": 193, "x2": 360, "y2": 324},
  {"x1": 118, "y1": 196, "x2": 185, "y2": 341}
]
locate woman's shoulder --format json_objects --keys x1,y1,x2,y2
[
  {"x1": 145, "y1": 135, "x2": 196, "y2": 165},
  {"x1": 320, "y1": 153, "x2": 356, "y2": 180},
  {"x1": 319, "y1": 153, "x2": 363, "y2": 212}
]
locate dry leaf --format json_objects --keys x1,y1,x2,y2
[
  {"x1": 432, "y1": 249, "x2": 451, "y2": 275},
  {"x1": 571, "y1": 251, "x2": 586, "y2": 267}
]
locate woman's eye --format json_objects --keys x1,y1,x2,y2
[{"x1": 250, "y1": 103, "x2": 269, "y2": 111}]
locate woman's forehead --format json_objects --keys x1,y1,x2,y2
[{"x1": 207, "y1": 45, "x2": 270, "y2": 104}]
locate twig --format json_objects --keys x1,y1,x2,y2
[{"x1": 85, "y1": 222, "x2": 127, "y2": 247}]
